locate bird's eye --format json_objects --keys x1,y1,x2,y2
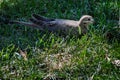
[
  {"x1": 84, "y1": 22, "x2": 86, "y2": 24},
  {"x1": 88, "y1": 18, "x2": 90, "y2": 21}
]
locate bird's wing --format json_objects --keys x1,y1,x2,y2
[
  {"x1": 29, "y1": 18, "x2": 57, "y2": 32},
  {"x1": 30, "y1": 17, "x2": 58, "y2": 27},
  {"x1": 31, "y1": 14, "x2": 79, "y2": 27},
  {"x1": 32, "y1": 14, "x2": 55, "y2": 22},
  {"x1": 30, "y1": 18, "x2": 79, "y2": 29}
]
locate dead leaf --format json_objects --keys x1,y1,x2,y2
[
  {"x1": 19, "y1": 50, "x2": 28, "y2": 61},
  {"x1": 112, "y1": 60, "x2": 120, "y2": 67}
]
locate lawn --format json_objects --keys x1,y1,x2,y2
[{"x1": 0, "y1": 0, "x2": 120, "y2": 79}]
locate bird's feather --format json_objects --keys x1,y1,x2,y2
[{"x1": 32, "y1": 14, "x2": 55, "y2": 22}]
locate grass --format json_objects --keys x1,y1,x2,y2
[{"x1": 0, "y1": 0, "x2": 120, "y2": 79}]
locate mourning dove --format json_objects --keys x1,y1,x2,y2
[{"x1": 2, "y1": 14, "x2": 94, "y2": 35}]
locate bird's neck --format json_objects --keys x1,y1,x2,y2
[{"x1": 79, "y1": 23, "x2": 88, "y2": 34}]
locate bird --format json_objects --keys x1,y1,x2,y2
[{"x1": 1, "y1": 14, "x2": 94, "y2": 35}]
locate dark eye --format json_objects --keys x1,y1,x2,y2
[
  {"x1": 84, "y1": 22, "x2": 86, "y2": 24},
  {"x1": 88, "y1": 18, "x2": 90, "y2": 21}
]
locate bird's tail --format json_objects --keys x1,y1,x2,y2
[
  {"x1": 0, "y1": 16, "x2": 22, "y2": 25},
  {"x1": 10, "y1": 20, "x2": 35, "y2": 27},
  {"x1": 0, "y1": 17, "x2": 44, "y2": 30},
  {"x1": 0, "y1": 16, "x2": 12, "y2": 24},
  {"x1": 9, "y1": 20, "x2": 44, "y2": 30}
]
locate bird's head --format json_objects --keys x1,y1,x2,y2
[{"x1": 79, "y1": 15, "x2": 94, "y2": 28}]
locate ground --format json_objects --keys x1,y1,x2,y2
[{"x1": 0, "y1": 0, "x2": 120, "y2": 79}]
